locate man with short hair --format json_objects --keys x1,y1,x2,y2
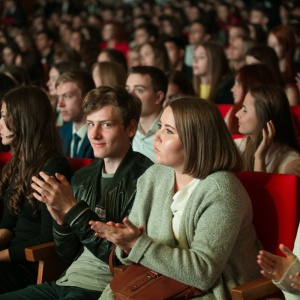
[
  {"x1": 126, "y1": 66, "x2": 167, "y2": 162},
  {"x1": 133, "y1": 22, "x2": 158, "y2": 46},
  {"x1": 184, "y1": 19, "x2": 212, "y2": 67},
  {"x1": 56, "y1": 70, "x2": 95, "y2": 158},
  {"x1": 0, "y1": 86, "x2": 153, "y2": 300},
  {"x1": 164, "y1": 36, "x2": 192, "y2": 79}
]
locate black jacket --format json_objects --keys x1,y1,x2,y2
[{"x1": 53, "y1": 148, "x2": 153, "y2": 265}]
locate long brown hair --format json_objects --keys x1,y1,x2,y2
[
  {"x1": 0, "y1": 86, "x2": 63, "y2": 215},
  {"x1": 243, "y1": 85, "x2": 299, "y2": 171},
  {"x1": 268, "y1": 25, "x2": 296, "y2": 83},
  {"x1": 228, "y1": 64, "x2": 277, "y2": 134},
  {"x1": 193, "y1": 41, "x2": 232, "y2": 101}
]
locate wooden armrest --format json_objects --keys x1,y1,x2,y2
[
  {"x1": 25, "y1": 242, "x2": 57, "y2": 262},
  {"x1": 25, "y1": 242, "x2": 69, "y2": 284},
  {"x1": 231, "y1": 277, "x2": 284, "y2": 300}
]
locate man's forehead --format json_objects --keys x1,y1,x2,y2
[{"x1": 56, "y1": 81, "x2": 81, "y2": 93}]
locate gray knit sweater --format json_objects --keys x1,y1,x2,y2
[{"x1": 100, "y1": 165, "x2": 262, "y2": 300}]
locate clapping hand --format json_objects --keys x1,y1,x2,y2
[
  {"x1": 89, "y1": 218, "x2": 144, "y2": 253},
  {"x1": 257, "y1": 244, "x2": 296, "y2": 282}
]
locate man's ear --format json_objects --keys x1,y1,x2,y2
[
  {"x1": 127, "y1": 119, "x2": 138, "y2": 138},
  {"x1": 154, "y1": 91, "x2": 165, "y2": 105}
]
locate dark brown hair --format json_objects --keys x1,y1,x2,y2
[
  {"x1": 0, "y1": 86, "x2": 63, "y2": 215},
  {"x1": 243, "y1": 85, "x2": 299, "y2": 170}
]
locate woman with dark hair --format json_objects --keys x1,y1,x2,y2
[
  {"x1": 235, "y1": 84, "x2": 300, "y2": 174},
  {"x1": 0, "y1": 86, "x2": 73, "y2": 293},
  {"x1": 193, "y1": 41, "x2": 234, "y2": 104},
  {"x1": 267, "y1": 25, "x2": 300, "y2": 105},
  {"x1": 226, "y1": 64, "x2": 277, "y2": 134},
  {"x1": 245, "y1": 45, "x2": 284, "y2": 87},
  {"x1": 91, "y1": 61, "x2": 127, "y2": 88},
  {"x1": 139, "y1": 41, "x2": 171, "y2": 74},
  {"x1": 164, "y1": 70, "x2": 195, "y2": 107},
  {"x1": 91, "y1": 96, "x2": 262, "y2": 300}
]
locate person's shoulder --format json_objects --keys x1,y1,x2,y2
[
  {"x1": 72, "y1": 159, "x2": 100, "y2": 180},
  {"x1": 203, "y1": 171, "x2": 245, "y2": 193},
  {"x1": 59, "y1": 122, "x2": 72, "y2": 134},
  {"x1": 141, "y1": 164, "x2": 172, "y2": 179}
]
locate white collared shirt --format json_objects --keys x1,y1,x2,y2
[
  {"x1": 132, "y1": 112, "x2": 162, "y2": 162},
  {"x1": 171, "y1": 178, "x2": 200, "y2": 241}
]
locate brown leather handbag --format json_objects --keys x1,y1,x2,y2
[{"x1": 109, "y1": 247, "x2": 205, "y2": 300}]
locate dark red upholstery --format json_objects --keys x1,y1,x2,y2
[
  {"x1": 216, "y1": 104, "x2": 233, "y2": 118},
  {"x1": 67, "y1": 157, "x2": 93, "y2": 172},
  {"x1": 0, "y1": 152, "x2": 12, "y2": 169},
  {"x1": 291, "y1": 106, "x2": 300, "y2": 135},
  {"x1": 236, "y1": 171, "x2": 299, "y2": 256}
]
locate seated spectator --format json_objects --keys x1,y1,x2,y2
[
  {"x1": 139, "y1": 41, "x2": 171, "y2": 74},
  {"x1": 0, "y1": 72, "x2": 17, "y2": 153},
  {"x1": 0, "y1": 85, "x2": 73, "y2": 293},
  {"x1": 227, "y1": 36, "x2": 256, "y2": 73},
  {"x1": 235, "y1": 85, "x2": 300, "y2": 174},
  {"x1": 126, "y1": 66, "x2": 167, "y2": 162},
  {"x1": 91, "y1": 61, "x2": 127, "y2": 88},
  {"x1": 56, "y1": 70, "x2": 95, "y2": 158},
  {"x1": 97, "y1": 48, "x2": 128, "y2": 72},
  {"x1": 245, "y1": 45, "x2": 284, "y2": 87},
  {"x1": 90, "y1": 96, "x2": 262, "y2": 300},
  {"x1": 267, "y1": 25, "x2": 300, "y2": 105},
  {"x1": 164, "y1": 70, "x2": 195, "y2": 107},
  {"x1": 0, "y1": 86, "x2": 153, "y2": 300},
  {"x1": 193, "y1": 41, "x2": 234, "y2": 104},
  {"x1": 257, "y1": 223, "x2": 300, "y2": 300},
  {"x1": 100, "y1": 21, "x2": 129, "y2": 58},
  {"x1": 46, "y1": 61, "x2": 80, "y2": 126},
  {"x1": 184, "y1": 19, "x2": 212, "y2": 68},
  {"x1": 164, "y1": 36, "x2": 193, "y2": 79},
  {"x1": 127, "y1": 45, "x2": 140, "y2": 68},
  {"x1": 226, "y1": 64, "x2": 277, "y2": 134},
  {"x1": 133, "y1": 22, "x2": 159, "y2": 47}
]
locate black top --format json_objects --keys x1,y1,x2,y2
[{"x1": 0, "y1": 155, "x2": 73, "y2": 262}]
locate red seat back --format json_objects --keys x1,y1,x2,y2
[
  {"x1": 67, "y1": 157, "x2": 93, "y2": 172},
  {"x1": 0, "y1": 152, "x2": 12, "y2": 169},
  {"x1": 216, "y1": 104, "x2": 233, "y2": 118},
  {"x1": 236, "y1": 171, "x2": 299, "y2": 255}
]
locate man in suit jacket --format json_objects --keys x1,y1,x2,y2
[{"x1": 56, "y1": 70, "x2": 95, "y2": 158}]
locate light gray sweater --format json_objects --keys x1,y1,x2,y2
[{"x1": 100, "y1": 165, "x2": 262, "y2": 300}]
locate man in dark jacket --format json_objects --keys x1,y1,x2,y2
[{"x1": 0, "y1": 86, "x2": 153, "y2": 300}]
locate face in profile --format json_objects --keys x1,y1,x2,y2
[
  {"x1": 235, "y1": 92, "x2": 258, "y2": 136},
  {"x1": 267, "y1": 33, "x2": 284, "y2": 60},
  {"x1": 154, "y1": 106, "x2": 184, "y2": 171},
  {"x1": 0, "y1": 102, "x2": 13, "y2": 145},
  {"x1": 231, "y1": 75, "x2": 243, "y2": 104},
  {"x1": 47, "y1": 67, "x2": 60, "y2": 96},
  {"x1": 92, "y1": 65, "x2": 102, "y2": 87}
]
